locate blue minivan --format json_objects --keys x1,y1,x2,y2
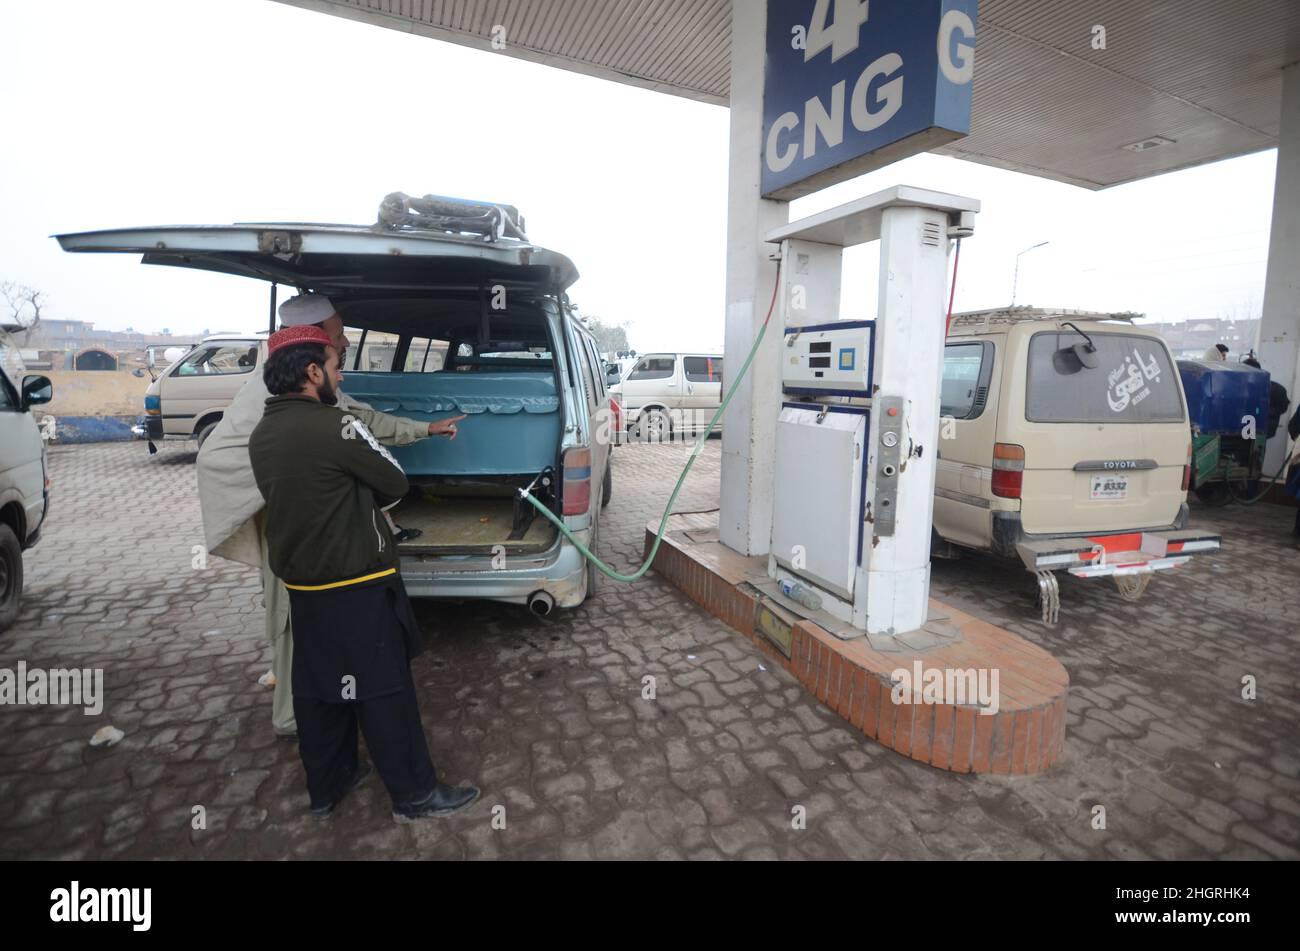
[{"x1": 57, "y1": 197, "x2": 616, "y2": 614}]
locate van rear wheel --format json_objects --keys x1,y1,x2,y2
[
  {"x1": 196, "y1": 420, "x2": 219, "y2": 450},
  {"x1": 0, "y1": 524, "x2": 23, "y2": 633},
  {"x1": 601, "y1": 463, "x2": 612, "y2": 508}
]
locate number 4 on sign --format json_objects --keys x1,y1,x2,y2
[{"x1": 806, "y1": 0, "x2": 870, "y2": 64}]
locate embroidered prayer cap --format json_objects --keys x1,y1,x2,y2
[{"x1": 268, "y1": 324, "x2": 333, "y2": 357}]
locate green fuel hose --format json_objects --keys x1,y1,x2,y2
[{"x1": 519, "y1": 260, "x2": 783, "y2": 583}]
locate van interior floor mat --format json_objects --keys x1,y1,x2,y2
[{"x1": 392, "y1": 495, "x2": 557, "y2": 555}]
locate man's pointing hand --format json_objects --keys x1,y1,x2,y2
[{"x1": 429, "y1": 415, "x2": 468, "y2": 440}]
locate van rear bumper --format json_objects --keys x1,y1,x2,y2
[
  {"x1": 991, "y1": 504, "x2": 1190, "y2": 558},
  {"x1": 397, "y1": 530, "x2": 589, "y2": 608},
  {"x1": 1011, "y1": 517, "x2": 1220, "y2": 577}
]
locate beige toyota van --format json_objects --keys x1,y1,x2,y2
[
  {"x1": 934, "y1": 308, "x2": 1220, "y2": 623},
  {"x1": 143, "y1": 335, "x2": 264, "y2": 449}
]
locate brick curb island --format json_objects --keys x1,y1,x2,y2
[{"x1": 647, "y1": 513, "x2": 1069, "y2": 775}]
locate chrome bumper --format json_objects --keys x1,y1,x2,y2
[{"x1": 1016, "y1": 528, "x2": 1222, "y2": 578}]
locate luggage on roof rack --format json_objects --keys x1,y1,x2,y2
[
  {"x1": 948, "y1": 307, "x2": 1140, "y2": 332},
  {"x1": 376, "y1": 192, "x2": 528, "y2": 244}
]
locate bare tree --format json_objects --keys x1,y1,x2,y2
[
  {"x1": 1, "y1": 281, "x2": 46, "y2": 339},
  {"x1": 1220, "y1": 292, "x2": 1261, "y2": 325},
  {"x1": 579, "y1": 313, "x2": 631, "y2": 355}
]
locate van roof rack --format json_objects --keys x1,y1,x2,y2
[
  {"x1": 375, "y1": 192, "x2": 528, "y2": 244},
  {"x1": 949, "y1": 306, "x2": 1140, "y2": 333}
]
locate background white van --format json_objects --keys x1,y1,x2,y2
[
  {"x1": 142, "y1": 335, "x2": 264, "y2": 450},
  {"x1": 0, "y1": 327, "x2": 53, "y2": 631},
  {"x1": 611, "y1": 351, "x2": 724, "y2": 441}
]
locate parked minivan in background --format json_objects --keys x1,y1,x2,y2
[
  {"x1": 143, "y1": 335, "x2": 265, "y2": 450},
  {"x1": 0, "y1": 326, "x2": 53, "y2": 631},
  {"x1": 611, "y1": 351, "x2": 724, "y2": 441},
  {"x1": 58, "y1": 194, "x2": 615, "y2": 613},
  {"x1": 933, "y1": 308, "x2": 1220, "y2": 623}
]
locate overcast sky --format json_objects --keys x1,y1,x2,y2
[{"x1": 0, "y1": 0, "x2": 1277, "y2": 354}]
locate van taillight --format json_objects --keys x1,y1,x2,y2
[
  {"x1": 610, "y1": 398, "x2": 623, "y2": 434},
  {"x1": 1182, "y1": 441, "x2": 1192, "y2": 491},
  {"x1": 562, "y1": 448, "x2": 592, "y2": 516},
  {"x1": 992, "y1": 443, "x2": 1025, "y2": 499}
]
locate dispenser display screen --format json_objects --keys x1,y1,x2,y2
[{"x1": 782, "y1": 321, "x2": 875, "y2": 395}]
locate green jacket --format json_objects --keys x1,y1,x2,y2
[{"x1": 249, "y1": 394, "x2": 410, "y2": 588}]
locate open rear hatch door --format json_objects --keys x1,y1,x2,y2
[{"x1": 54, "y1": 222, "x2": 579, "y2": 295}]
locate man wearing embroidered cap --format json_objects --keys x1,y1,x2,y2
[
  {"x1": 249, "y1": 326, "x2": 479, "y2": 820},
  {"x1": 196, "y1": 293, "x2": 464, "y2": 740}
]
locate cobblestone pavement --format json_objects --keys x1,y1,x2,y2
[{"x1": 1, "y1": 440, "x2": 1297, "y2": 860}]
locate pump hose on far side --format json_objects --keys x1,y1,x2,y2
[
  {"x1": 1224, "y1": 441, "x2": 1299, "y2": 506},
  {"x1": 519, "y1": 260, "x2": 783, "y2": 583}
]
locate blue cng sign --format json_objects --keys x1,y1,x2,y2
[{"x1": 762, "y1": 0, "x2": 979, "y2": 200}]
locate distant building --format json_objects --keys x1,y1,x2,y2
[
  {"x1": 1138, "y1": 318, "x2": 1260, "y2": 361},
  {"x1": 15, "y1": 320, "x2": 212, "y2": 372},
  {"x1": 73, "y1": 348, "x2": 118, "y2": 371}
]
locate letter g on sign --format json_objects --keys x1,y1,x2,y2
[{"x1": 938, "y1": 9, "x2": 975, "y2": 84}]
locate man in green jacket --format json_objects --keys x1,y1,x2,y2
[
  {"x1": 249, "y1": 324, "x2": 478, "y2": 821},
  {"x1": 198, "y1": 292, "x2": 462, "y2": 740}
]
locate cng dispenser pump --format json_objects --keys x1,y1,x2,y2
[
  {"x1": 765, "y1": 186, "x2": 979, "y2": 637},
  {"x1": 517, "y1": 185, "x2": 977, "y2": 635}
]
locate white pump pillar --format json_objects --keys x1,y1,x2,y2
[
  {"x1": 766, "y1": 187, "x2": 979, "y2": 636},
  {"x1": 859, "y1": 203, "x2": 961, "y2": 634},
  {"x1": 720, "y1": 0, "x2": 788, "y2": 557},
  {"x1": 1259, "y1": 62, "x2": 1300, "y2": 476}
]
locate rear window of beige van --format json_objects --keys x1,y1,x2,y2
[{"x1": 1026, "y1": 331, "x2": 1183, "y2": 423}]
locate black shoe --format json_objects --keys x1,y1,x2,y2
[
  {"x1": 392, "y1": 782, "x2": 480, "y2": 821},
  {"x1": 394, "y1": 527, "x2": 423, "y2": 543},
  {"x1": 311, "y1": 761, "x2": 373, "y2": 820}
]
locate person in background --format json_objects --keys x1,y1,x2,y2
[
  {"x1": 1287, "y1": 402, "x2": 1300, "y2": 547},
  {"x1": 1203, "y1": 343, "x2": 1229, "y2": 362},
  {"x1": 1242, "y1": 356, "x2": 1290, "y2": 441},
  {"x1": 249, "y1": 325, "x2": 479, "y2": 820}
]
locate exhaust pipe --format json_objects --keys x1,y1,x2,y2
[{"x1": 527, "y1": 591, "x2": 555, "y2": 617}]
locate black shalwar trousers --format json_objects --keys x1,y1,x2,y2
[{"x1": 287, "y1": 574, "x2": 437, "y2": 810}]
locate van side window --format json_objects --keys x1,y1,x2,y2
[
  {"x1": 354, "y1": 331, "x2": 400, "y2": 372},
  {"x1": 0, "y1": 372, "x2": 15, "y2": 411},
  {"x1": 941, "y1": 342, "x2": 994, "y2": 420},
  {"x1": 629, "y1": 355, "x2": 675, "y2": 381},
  {"x1": 576, "y1": 334, "x2": 598, "y2": 407},
  {"x1": 174, "y1": 344, "x2": 258, "y2": 376},
  {"x1": 584, "y1": 337, "x2": 607, "y2": 399},
  {"x1": 404, "y1": 337, "x2": 449, "y2": 373},
  {"x1": 684, "y1": 356, "x2": 722, "y2": 383}
]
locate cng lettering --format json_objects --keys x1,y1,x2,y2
[{"x1": 762, "y1": 0, "x2": 979, "y2": 199}]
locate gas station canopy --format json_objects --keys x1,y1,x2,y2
[{"x1": 277, "y1": 0, "x2": 1300, "y2": 189}]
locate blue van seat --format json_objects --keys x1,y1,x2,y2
[{"x1": 344, "y1": 371, "x2": 560, "y2": 476}]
